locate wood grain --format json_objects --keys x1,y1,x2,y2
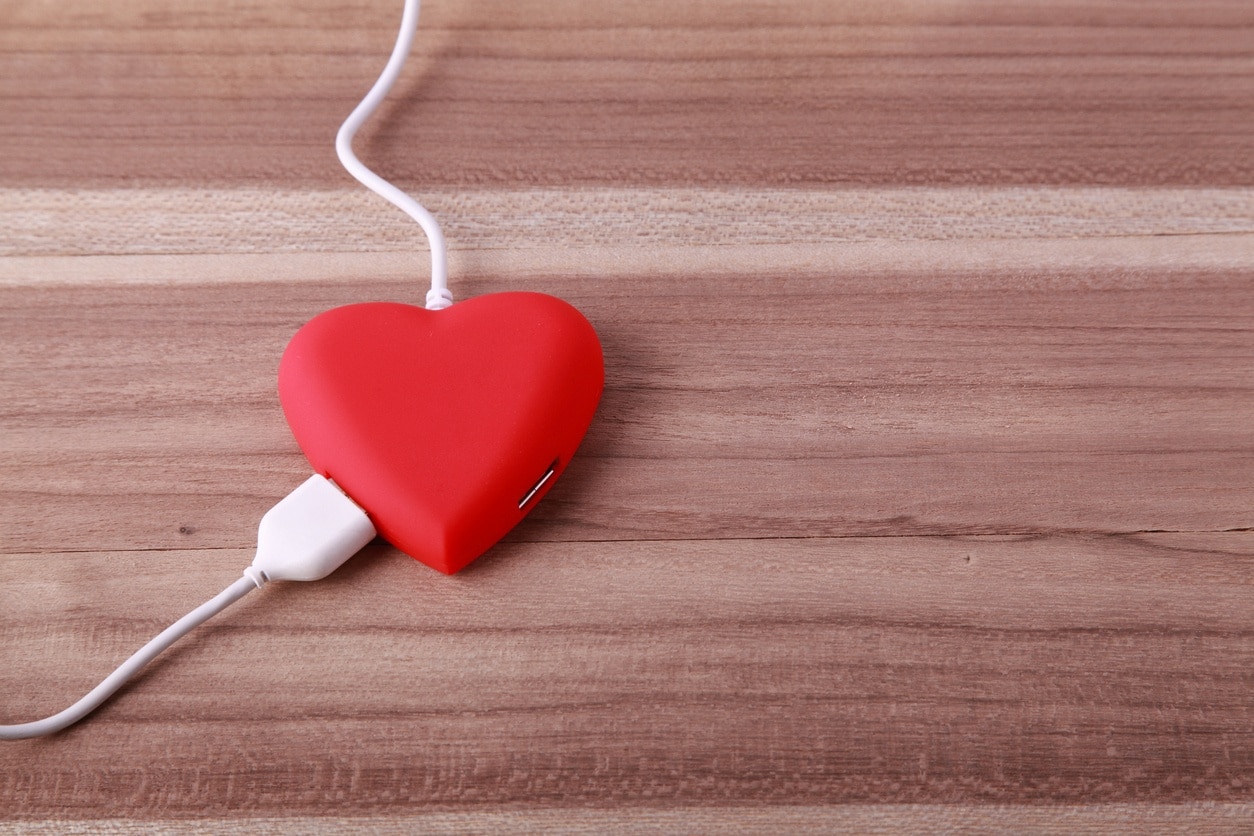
[
  {"x1": 2, "y1": 269, "x2": 1251, "y2": 552},
  {"x1": 2, "y1": 534, "x2": 1251, "y2": 812},
  {"x1": 1, "y1": 0, "x2": 1252, "y2": 830},
  {"x1": 3, "y1": 187, "x2": 1253, "y2": 259},
  {"x1": 2, "y1": 1, "x2": 1252, "y2": 188}
]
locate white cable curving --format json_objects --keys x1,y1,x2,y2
[
  {"x1": 2, "y1": 1, "x2": 429, "y2": 739},
  {"x1": 1, "y1": 475, "x2": 377, "y2": 740},
  {"x1": 336, "y1": 0, "x2": 452, "y2": 310},
  {"x1": 0, "y1": 576, "x2": 257, "y2": 740}
]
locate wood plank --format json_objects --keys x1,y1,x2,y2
[
  {"x1": 1, "y1": 1, "x2": 1251, "y2": 188},
  {"x1": 2, "y1": 187, "x2": 1252, "y2": 259},
  {"x1": 1, "y1": 534, "x2": 1250, "y2": 815},
  {"x1": 3, "y1": 805, "x2": 1254, "y2": 834},
  {"x1": 2, "y1": 268, "x2": 1251, "y2": 553}
]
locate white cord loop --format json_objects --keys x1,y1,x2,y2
[
  {"x1": 242, "y1": 565, "x2": 269, "y2": 589},
  {"x1": 336, "y1": 0, "x2": 452, "y2": 310},
  {"x1": 425, "y1": 287, "x2": 454, "y2": 311}
]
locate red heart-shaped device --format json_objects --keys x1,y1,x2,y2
[{"x1": 278, "y1": 292, "x2": 603, "y2": 574}]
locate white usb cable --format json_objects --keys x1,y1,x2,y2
[
  {"x1": 3, "y1": 0, "x2": 445, "y2": 740},
  {"x1": 337, "y1": 0, "x2": 452, "y2": 311},
  {"x1": 0, "y1": 476, "x2": 376, "y2": 740}
]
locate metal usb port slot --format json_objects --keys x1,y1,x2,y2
[{"x1": 518, "y1": 459, "x2": 559, "y2": 510}]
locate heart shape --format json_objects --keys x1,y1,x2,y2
[{"x1": 278, "y1": 292, "x2": 603, "y2": 574}]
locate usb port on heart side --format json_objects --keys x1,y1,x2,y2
[{"x1": 518, "y1": 459, "x2": 559, "y2": 510}]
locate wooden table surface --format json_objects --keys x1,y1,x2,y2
[{"x1": 1, "y1": 0, "x2": 1251, "y2": 831}]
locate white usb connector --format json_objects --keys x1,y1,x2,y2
[
  {"x1": 0, "y1": 475, "x2": 377, "y2": 741},
  {"x1": 247, "y1": 475, "x2": 376, "y2": 585}
]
